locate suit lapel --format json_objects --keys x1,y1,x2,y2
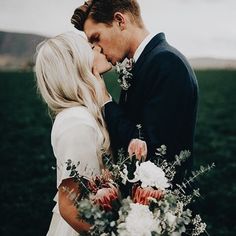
[
  {"x1": 132, "y1": 32, "x2": 166, "y2": 75},
  {"x1": 119, "y1": 33, "x2": 166, "y2": 106}
]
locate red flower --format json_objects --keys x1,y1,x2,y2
[
  {"x1": 87, "y1": 169, "x2": 113, "y2": 193},
  {"x1": 92, "y1": 184, "x2": 119, "y2": 211},
  {"x1": 132, "y1": 186, "x2": 164, "y2": 205}
]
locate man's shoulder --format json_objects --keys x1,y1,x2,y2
[
  {"x1": 134, "y1": 33, "x2": 195, "y2": 79},
  {"x1": 150, "y1": 40, "x2": 184, "y2": 60},
  {"x1": 147, "y1": 41, "x2": 193, "y2": 72},
  {"x1": 135, "y1": 33, "x2": 182, "y2": 67},
  {"x1": 144, "y1": 33, "x2": 188, "y2": 63}
]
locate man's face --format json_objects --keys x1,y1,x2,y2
[{"x1": 84, "y1": 18, "x2": 127, "y2": 65}]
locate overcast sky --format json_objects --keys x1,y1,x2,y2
[{"x1": 0, "y1": 0, "x2": 235, "y2": 59}]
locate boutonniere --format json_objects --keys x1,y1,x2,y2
[{"x1": 115, "y1": 58, "x2": 134, "y2": 91}]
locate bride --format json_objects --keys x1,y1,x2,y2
[
  {"x1": 35, "y1": 32, "x2": 112, "y2": 235},
  {"x1": 35, "y1": 31, "x2": 146, "y2": 235}
]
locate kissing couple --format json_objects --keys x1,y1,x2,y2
[{"x1": 35, "y1": 0, "x2": 198, "y2": 235}]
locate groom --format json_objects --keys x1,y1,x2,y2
[{"x1": 71, "y1": 0, "x2": 198, "y2": 183}]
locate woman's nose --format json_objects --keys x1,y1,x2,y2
[{"x1": 93, "y1": 45, "x2": 102, "y2": 53}]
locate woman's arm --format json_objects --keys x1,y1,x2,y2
[
  {"x1": 58, "y1": 178, "x2": 91, "y2": 233},
  {"x1": 52, "y1": 111, "x2": 102, "y2": 233}
]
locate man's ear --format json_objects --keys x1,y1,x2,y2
[{"x1": 113, "y1": 12, "x2": 126, "y2": 30}]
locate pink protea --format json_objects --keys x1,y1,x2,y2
[
  {"x1": 87, "y1": 169, "x2": 113, "y2": 193},
  {"x1": 132, "y1": 185, "x2": 164, "y2": 205},
  {"x1": 92, "y1": 184, "x2": 119, "y2": 211}
]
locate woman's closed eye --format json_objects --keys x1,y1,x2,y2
[{"x1": 90, "y1": 34, "x2": 100, "y2": 44}]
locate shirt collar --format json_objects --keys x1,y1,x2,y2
[{"x1": 133, "y1": 33, "x2": 155, "y2": 63}]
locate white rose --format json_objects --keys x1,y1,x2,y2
[
  {"x1": 117, "y1": 203, "x2": 158, "y2": 236},
  {"x1": 166, "y1": 212, "x2": 177, "y2": 227},
  {"x1": 129, "y1": 161, "x2": 169, "y2": 190}
]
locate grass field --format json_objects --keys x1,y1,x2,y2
[{"x1": 0, "y1": 70, "x2": 235, "y2": 235}]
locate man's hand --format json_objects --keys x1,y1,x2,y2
[
  {"x1": 128, "y1": 139, "x2": 147, "y2": 161},
  {"x1": 92, "y1": 66, "x2": 111, "y2": 105}
]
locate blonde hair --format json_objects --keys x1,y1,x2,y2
[{"x1": 35, "y1": 31, "x2": 110, "y2": 153}]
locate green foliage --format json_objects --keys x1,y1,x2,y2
[{"x1": 0, "y1": 70, "x2": 235, "y2": 235}]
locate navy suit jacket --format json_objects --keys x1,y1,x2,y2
[{"x1": 104, "y1": 33, "x2": 198, "y2": 182}]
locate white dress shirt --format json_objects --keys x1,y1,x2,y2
[{"x1": 133, "y1": 33, "x2": 155, "y2": 63}]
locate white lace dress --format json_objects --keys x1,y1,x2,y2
[{"x1": 46, "y1": 106, "x2": 104, "y2": 236}]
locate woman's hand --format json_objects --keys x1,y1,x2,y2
[
  {"x1": 128, "y1": 139, "x2": 147, "y2": 161},
  {"x1": 92, "y1": 66, "x2": 111, "y2": 105}
]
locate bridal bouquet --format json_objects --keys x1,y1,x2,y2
[{"x1": 66, "y1": 146, "x2": 214, "y2": 236}]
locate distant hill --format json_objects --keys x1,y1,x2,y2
[
  {"x1": 189, "y1": 57, "x2": 236, "y2": 70},
  {"x1": 0, "y1": 31, "x2": 47, "y2": 71},
  {"x1": 0, "y1": 31, "x2": 236, "y2": 71}
]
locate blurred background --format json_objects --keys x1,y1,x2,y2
[{"x1": 0, "y1": 0, "x2": 235, "y2": 235}]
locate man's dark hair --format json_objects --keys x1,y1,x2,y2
[{"x1": 71, "y1": 0, "x2": 143, "y2": 31}]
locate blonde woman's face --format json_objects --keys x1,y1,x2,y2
[{"x1": 92, "y1": 45, "x2": 112, "y2": 74}]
